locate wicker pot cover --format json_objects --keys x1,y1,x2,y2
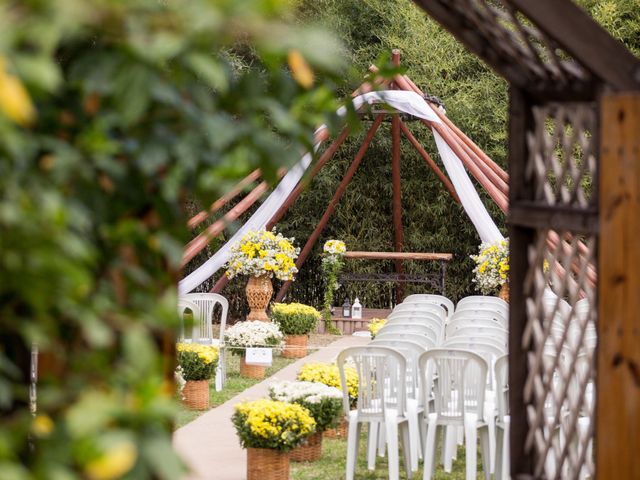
[
  {"x1": 290, "y1": 432, "x2": 322, "y2": 462},
  {"x1": 498, "y1": 282, "x2": 510, "y2": 302},
  {"x1": 323, "y1": 418, "x2": 347, "y2": 439},
  {"x1": 281, "y1": 335, "x2": 307, "y2": 359},
  {"x1": 246, "y1": 275, "x2": 273, "y2": 322},
  {"x1": 240, "y1": 355, "x2": 266, "y2": 379},
  {"x1": 182, "y1": 380, "x2": 209, "y2": 410},
  {"x1": 246, "y1": 448, "x2": 289, "y2": 480}
]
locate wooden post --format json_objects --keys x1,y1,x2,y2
[
  {"x1": 399, "y1": 120, "x2": 460, "y2": 203},
  {"x1": 391, "y1": 113, "x2": 405, "y2": 301},
  {"x1": 275, "y1": 115, "x2": 384, "y2": 302},
  {"x1": 597, "y1": 93, "x2": 640, "y2": 479},
  {"x1": 211, "y1": 127, "x2": 350, "y2": 294}
]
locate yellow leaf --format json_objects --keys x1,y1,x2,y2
[
  {"x1": 287, "y1": 50, "x2": 314, "y2": 89},
  {"x1": 0, "y1": 57, "x2": 36, "y2": 126}
]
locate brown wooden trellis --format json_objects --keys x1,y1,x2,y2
[{"x1": 409, "y1": 0, "x2": 640, "y2": 478}]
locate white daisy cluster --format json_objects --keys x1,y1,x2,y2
[
  {"x1": 224, "y1": 321, "x2": 284, "y2": 354},
  {"x1": 268, "y1": 380, "x2": 342, "y2": 405}
]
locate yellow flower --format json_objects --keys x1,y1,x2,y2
[
  {"x1": 287, "y1": 50, "x2": 314, "y2": 89},
  {"x1": 85, "y1": 441, "x2": 138, "y2": 480},
  {"x1": 0, "y1": 57, "x2": 36, "y2": 126},
  {"x1": 32, "y1": 414, "x2": 54, "y2": 438}
]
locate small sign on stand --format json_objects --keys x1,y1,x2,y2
[{"x1": 245, "y1": 348, "x2": 273, "y2": 367}]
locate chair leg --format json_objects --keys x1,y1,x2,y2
[
  {"x1": 378, "y1": 423, "x2": 386, "y2": 457},
  {"x1": 385, "y1": 413, "x2": 400, "y2": 480},
  {"x1": 479, "y1": 426, "x2": 491, "y2": 480},
  {"x1": 442, "y1": 426, "x2": 455, "y2": 472},
  {"x1": 503, "y1": 416, "x2": 510, "y2": 479},
  {"x1": 463, "y1": 413, "x2": 478, "y2": 480},
  {"x1": 367, "y1": 421, "x2": 379, "y2": 471},
  {"x1": 400, "y1": 421, "x2": 413, "y2": 480},
  {"x1": 495, "y1": 426, "x2": 504, "y2": 480},
  {"x1": 484, "y1": 399, "x2": 496, "y2": 474},
  {"x1": 422, "y1": 413, "x2": 438, "y2": 480},
  {"x1": 406, "y1": 402, "x2": 420, "y2": 472},
  {"x1": 346, "y1": 412, "x2": 360, "y2": 480}
]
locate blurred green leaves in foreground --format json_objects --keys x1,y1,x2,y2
[{"x1": 0, "y1": 0, "x2": 346, "y2": 478}]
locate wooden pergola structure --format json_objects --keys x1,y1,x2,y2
[{"x1": 406, "y1": 1, "x2": 640, "y2": 478}]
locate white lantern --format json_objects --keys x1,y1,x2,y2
[{"x1": 352, "y1": 298, "x2": 362, "y2": 319}]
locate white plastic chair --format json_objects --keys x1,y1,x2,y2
[
  {"x1": 456, "y1": 295, "x2": 508, "y2": 316},
  {"x1": 391, "y1": 303, "x2": 447, "y2": 323},
  {"x1": 419, "y1": 348, "x2": 491, "y2": 480},
  {"x1": 375, "y1": 332, "x2": 438, "y2": 350},
  {"x1": 338, "y1": 346, "x2": 414, "y2": 480},
  {"x1": 494, "y1": 355, "x2": 509, "y2": 480},
  {"x1": 379, "y1": 323, "x2": 440, "y2": 345},
  {"x1": 403, "y1": 294, "x2": 455, "y2": 320},
  {"x1": 446, "y1": 324, "x2": 507, "y2": 344},
  {"x1": 449, "y1": 309, "x2": 507, "y2": 329},
  {"x1": 177, "y1": 298, "x2": 202, "y2": 341},
  {"x1": 181, "y1": 293, "x2": 229, "y2": 390}
]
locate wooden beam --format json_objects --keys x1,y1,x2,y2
[
  {"x1": 187, "y1": 169, "x2": 261, "y2": 229},
  {"x1": 275, "y1": 115, "x2": 384, "y2": 302},
  {"x1": 597, "y1": 93, "x2": 640, "y2": 479},
  {"x1": 511, "y1": 0, "x2": 640, "y2": 92},
  {"x1": 344, "y1": 251, "x2": 452, "y2": 261},
  {"x1": 391, "y1": 113, "x2": 405, "y2": 301},
  {"x1": 399, "y1": 121, "x2": 460, "y2": 203}
]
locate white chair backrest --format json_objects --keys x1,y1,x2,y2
[
  {"x1": 494, "y1": 354, "x2": 509, "y2": 418},
  {"x1": 338, "y1": 346, "x2": 407, "y2": 418},
  {"x1": 419, "y1": 348, "x2": 489, "y2": 422},
  {"x1": 369, "y1": 339, "x2": 426, "y2": 401},
  {"x1": 181, "y1": 293, "x2": 229, "y2": 343},
  {"x1": 456, "y1": 296, "x2": 508, "y2": 315},
  {"x1": 392, "y1": 302, "x2": 447, "y2": 323},
  {"x1": 447, "y1": 314, "x2": 507, "y2": 331},
  {"x1": 374, "y1": 332, "x2": 437, "y2": 349},
  {"x1": 451, "y1": 307, "x2": 507, "y2": 326},
  {"x1": 446, "y1": 323, "x2": 507, "y2": 342},
  {"x1": 378, "y1": 323, "x2": 440, "y2": 344},
  {"x1": 177, "y1": 299, "x2": 202, "y2": 340},
  {"x1": 402, "y1": 294, "x2": 455, "y2": 319}
]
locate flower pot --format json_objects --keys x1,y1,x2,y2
[
  {"x1": 240, "y1": 355, "x2": 266, "y2": 379},
  {"x1": 182, "y1": 380, "x2": 209, "y2": 410},
  {"x1": 246, "y1": 447, "x2": 289, "y2": 480},
  {"x1": 323, "y1": 418, "x2": 347, "y2": 439},
  {"x1": 290, "y1": 431, "x2": 322, "y2": 462},
  {"x1": 281, "y1": 334, "x2": 308, "y2": 359},
  {"x1": 498, "y1": 282, "x2": 509, "y2": 302},
  {"x1": 246, "y1": 275, "x2": 273, "y2": 322}
]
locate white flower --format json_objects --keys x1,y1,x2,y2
[
  {"x1": 268, "y1": 380, "x2": 343, "y2": 404},
  {"x1": 225, "y1": 321, "x2": 284, "y2": 349}
]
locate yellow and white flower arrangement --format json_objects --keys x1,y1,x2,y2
[
  {"x1": 271, "y1": 302, "x2": 321, "y2": 335},
  {"x1": 368, "y1": 318, "x2": 387, "y2": 339},
  {"x1": 297, "y1": 362, "x2": 358, "y2": 407},
  {"x1": 232, "y1": 399, "x2": 316, "y2": 451},
  {"x1": 323, "y1": 239, "x2": 346, "y2": 258},
  {"x1": 224, "y1": 321, "x2": 284, "y2": 356},
  {"x1": 268, "y1": 380, "x2": 343, "y2": 432},
  {"x1": 471, "y1": 238, "x2": 509, "y2": 294},
  {"x1": 176, "y1": 343, "x2": 219, "y2": 381},
  {"x1": 321, "y1": 239, "x2": 347, "y2": 334},
  {"x1": 225, "y1": 229, "x2": 299, "y2": 281}
]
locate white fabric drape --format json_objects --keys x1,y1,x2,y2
[
  {"x1": 179, "y1": 90, "x2": 503, "y2": 293},
  {"x1": 432, "y1": 130, "x2": 504, "y2": 243}
]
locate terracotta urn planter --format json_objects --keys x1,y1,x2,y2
[
  {"x1": 290, "y1": 431, "x2": 323, "y2": 462},
  {"x1": 246, "y1": 447, "x2": 289, "y2": 480},
  {"x1": 498, "y1": 282, "x2": 509, "y2": 302},
  {"x1": 281, "y1": 334, "x2": 308, "y2": 359},
  {"x1": 240, "y1": 355, "x2": 266, "y2": 379},
  {"x1": 246, "y1": 275, "x2": 273, "y2": 321},
  {"x1": 182, "y1": 380, "x2": 209, "y2": 410}
]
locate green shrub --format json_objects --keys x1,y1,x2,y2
[{"x1": 271, "y1": 303, "x2": 321, "y2": 335}]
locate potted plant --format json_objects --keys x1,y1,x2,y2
[
  {"x1": 268, "y1": 381, "x2": 342, "y2": 462},
  {"x1": 471, "y1": 238, "x2": 510, "y2": 301},
  {"x1": 296, "y1": 362, "x2": 358, "y2": 438},
  {"x1": 225, "y1": 321, "x2": 283, "y2": 379},
  {"x1": 368, "y1": 318, "x2": 387, "y2": 339},
  {"x1": 232, "y1": 399, "x2": 316, "y2": 480},
  {"x1": 176, "y1": 343, "x2": 219, "y2": 410},
  {"x1": 225, "y1": 229, "x2": 299, "y2": 321},
  {"x1": 320, "y1": 239, "x2": 346, "y2": 334},
  {"x1": 271, "y1": 303, "x2": 321, "y2": 358}
]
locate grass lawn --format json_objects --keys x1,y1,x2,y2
[
  {"x1": 175, "y1": 333, "x2": 341, "y2": 428},
  {"x1": 291, "y1": 428, "x2": 486, "y2": 480}
]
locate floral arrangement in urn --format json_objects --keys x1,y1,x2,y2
[
  {"x1": 320, "y1": 239, "x2": 346, "y2": 334},
  {"x1": 368, "y1": 318, "x2": 387, "y2": 339},
  {"x1": 268, "y1": 381, "x2": 343, "y2": 462},
  {"x1": 225, "y1": 229, "x2": 299, "y2": 320},
  {"x1": 176, "y1": 343, "x2": 219, "y2": 410},
  {"x1": 471, "y1": 238, "x2": 509, "y2": 297},
  {"x1": 225, "y1": 321, "x2": 283, "y2": 379},
  {"x1": 271, "y1": 303, "x2": 321, "y2": 358}
]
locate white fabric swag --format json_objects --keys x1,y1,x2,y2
[{"x1": 179, "y1": 90, "x2": 502, "y2": 294}]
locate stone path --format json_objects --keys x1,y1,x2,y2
[{"x1": 172, "y1": 335, "x2": 369, "y2": 480}]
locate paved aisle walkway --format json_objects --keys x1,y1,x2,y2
[{"x1": 173, "y1": 335, "x2": 369, "y2": 480}]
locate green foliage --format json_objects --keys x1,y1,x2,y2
[
  {"x1": 271, "y1": 303, "x2": 321, "y2": 335},
  {"x1": 0, "y1": 0, "x2": 345, "y2": 477},
  {"x1": 321, "y1": 256, "x2": 344, "y2": 334}
]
